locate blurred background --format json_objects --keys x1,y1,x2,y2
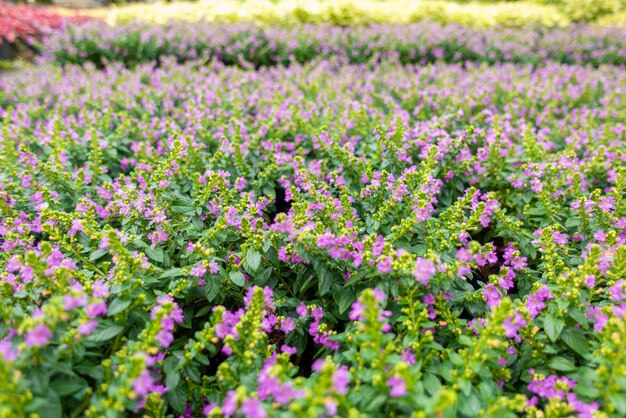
[{"x1": 3, "y1": 0, "x2": 626, "y2": 26}]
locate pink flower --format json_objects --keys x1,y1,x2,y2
[
  {"x1": 413, "y1": 257, "x2": 436, "y2": 286},
  {"x1": 86, "y1": 301, "x2": 107, "y2": 318},
  {"x1": 387, "y1": 375, "x2": 407, "y2": 398},
  {"x1": 333, "y1": 366, "x2": 350, "y2": 394},
  {"x1": 190, "y1": 262, "x2": 207, "y2": 278},
  {"x1": 280, "y1": 317, "x2": 295, "y2": 333},
  {"x1": 0, "y1": 341, "x2": 18, "y2": 361},
  {"x1": 25, "y1": 324, "x2": 52, "y2": 347},
  {"x1": 68, "y1": 219, "x2": 84, "y2": 236},
  {"x1": 241, "y1": 398, "x2": 266, "y2": 418},
  {"x1": 78, "y1": 321, "x2": 98, "y2": 336}
]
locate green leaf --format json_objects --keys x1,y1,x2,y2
[
  {"x1": 167, "y1": 385, "x2": 188, "y2": 413},
  {"x1": 50, "y1": 375, "x2": 87, "y2": 396},
  {"x1": 458, "y1": 335, "x2": 473, "y2": 346},
  {"x1": 108, "y1": 298, "x2": 131, "y2": 316},
  {"x1": 560, "y1": 328, "x2": 589, "y2": 357},
  {"x1": 459, "y1": 378, "x2": 472, "y2": 396},
  {"x1": 145, "y1": 246, "x2": 164, "y2": 263},
  {"x1": 544, "y1": 315, "x2": 565, "y2": 342},
  {"x1": 609, "y1": 391, "x2": 626, "y2": 416},
  {"x1": 205, "y1": 276, "x2": 221, "y2": 302},
  {"x1": 32, "y1": 390, "x2": 62, "y2": 418},
  {"x1": 88, "y1": 249, "x2": 108, "y2": 262},
  {"x1": 365, "y1": 394, "x2": 387, "y2": 411},
  {"x1": 229, "y1": 271, "x2": 245, "y2": 287},
  {"x1": 423, "y1": 373, "x2": 441, "y2": 395},
  {"x1": 337, "y1": 290, "x2": 356, "y2": 314},
  {"x1": 244, "y1": 250, "x2": 262, "y2": 272},
  {"x1": 163, "y1": 356, "x2": 180, "y2": 389},
  {"x1": 549, "y1": 356, "x2": 576, "y2": 372},
  {"x1": 159, "y1": 268, "x2": 183, "y2": 279},
  {"x1": 87, "y1": 324, "x2": 124, "y2": 343},
  {"x1": 313, "y1": 260, "x2": 332, "y2": 296}
]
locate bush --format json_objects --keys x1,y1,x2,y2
[
  {"x1": 0, "y1": 55, "x2": 625, "y2": 417},
  {"x1": 562, "y1": 0, "x2": 623, "y2": 21},
  {"x1": 42, "y1": 22, "x2": 626, "y2": 68}
]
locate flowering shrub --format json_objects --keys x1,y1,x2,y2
[
  {"x1": 0, "y1": 2, "x2": 90, "y2": 46},
  {"x1": 43, "y1": 22, "x2": 626, "y2": 68},
  {"x1": 1, "y1": 42, "x2": 626, "y2": 417}
]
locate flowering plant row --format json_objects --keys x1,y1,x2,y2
[
  {"x1": 1, "y1": 58, "x2": 625, "y2": 417},
  {"x1": 43, "y1": 22, "x2": 626, "y2": 68}
]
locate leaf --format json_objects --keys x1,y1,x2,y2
[
  {"x1": 609, "y1": 391, "x2": 626, "y2": 416},
  {"x1": 459, "y1": 378, "x2": 472, "y2": 396},
  {"x1": 549, "y1": 356, "x2": 576, "y2": 372},
  {"x1": 458, "y1": 335, "x2": 473, "y2": 347},
  {"x1": 337, "y1": 290, "x2": 356, "y2": 314},
  {"x1": 159, "y1": 268, "x2": 183, "y2": 279},
  {"x1": 33, "y1": 390, "x2": 62, "y2": 418},
  {"x1": 145, "y1": 246, "x2": 164, "y2": 263},
  {"x1": 229, "y1": 271, "x2": 245, "y2": 287},
  {"x1": 560, "y1": 328, "x2": 590, "y2": 357},
  {"x1": 108, "y1": 298, "x2": 131, "y2": 316},
  {"x1": 88, "y1": 249, "x2": 108, "y2": 262},
  {"x1": 313, "y1": 260, "x2": 333, "y2": 296},
  {"x1": 50, "y1": 375, "x2": 87, "y2": 396},
  {"x1": 423, "y1": 373, "x2": 441, "y2": 395},
  {"x1": 544, "y1": 314, "x2": 564, "y2": 342},
  {"x1": 205, "y1": 276, "x2": 221, "y2": 302},
  {"x1": 244, "y1": 249, "x2": 262, "y2": 272},
  {"x1": 87, "y1": 324, "x2": 124, "y2": 343},
  {"x1": 365, "y1": 394, "x2": 387, "y2": 411},
  {"x1": 163, "y1": 356, "x2": 180, "y2": 390},
  {"x1": 167, "y1": 385, "x2": 188, "y2": 414}
]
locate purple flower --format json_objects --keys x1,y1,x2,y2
[
  {"x1": 190, "y1": 262, "x2": 206, "y2": 278},
  {"x1": 280, "y1": 317, "x2": 295, "y2": 333},
  {"x1": 413, "y1": 257, "x2": 436, "y2": 286},
  {"x1": 376, "y1": 256, "x2": 392, "y2": 273},
  {"x1": 324, "y1": 399, "x2": 338, "y2": 416},
  {"x1": 25, "y1": 324, "x2": 52, "y2": 347},
  {"x1": 503, "y1": 312, "x2": 527, "y2": 343},
  {"x1": 333, "y1": 366, "x2": 350, "y2": 394},
  {"x1": 68, "y1": 219, "x2": 84, "y2": 236},
  {"x1": 86, "y1": 301, "x2": 108, "y2": 318},
  {"x1": 594, "y1": 229, "x2": 606, "y2": 242},
  {"x1": 552, "y1": 231, "x2": 568, "y2": 245},
  {"x1": 209, "y1": 260, "x2": 219, "y2": 274},
  {"x1": 0, "y1": 341, "x2": 18, "y2": 362},
  {"x1": 387, "y1": 375, "x2": 407, "y2": 398},
  {"x1": 349, "y1": 300, "x2": 364, "y2": 321},
  {"x1": 78, "y1": 320, "x2": 98, "y2": 336},
  {"x1": 132, "y1": 370, "x2": 155, "y2": 398},
  {"x1": 241, "y1": 398, "x2": 266, "y2": 418},
  {"x1": 526, "y1": 285, "x2": 553, "y2": 318},
  {"x1": 482, "y1": 284, "x2": 502, "y2": 308},
  {"x1": 222, "y1": 390, "x2": 237, "y2": 415},
  {"x1": 609, "y1": 280, "x2": 625, "y2": 302},
  {"x1": 311, "y1": 306, "x2": 324, "y2": 320}
]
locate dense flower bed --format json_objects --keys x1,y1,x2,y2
[
  {"x1": 44, "y1": 22, "x2": 626, "y2": 68},
  {"x1": 1, "y1": 57, "x2": 625, "y2": 416},
  {"x1": 0, "y1": 1, "x2": 90, "y2": 46}
]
